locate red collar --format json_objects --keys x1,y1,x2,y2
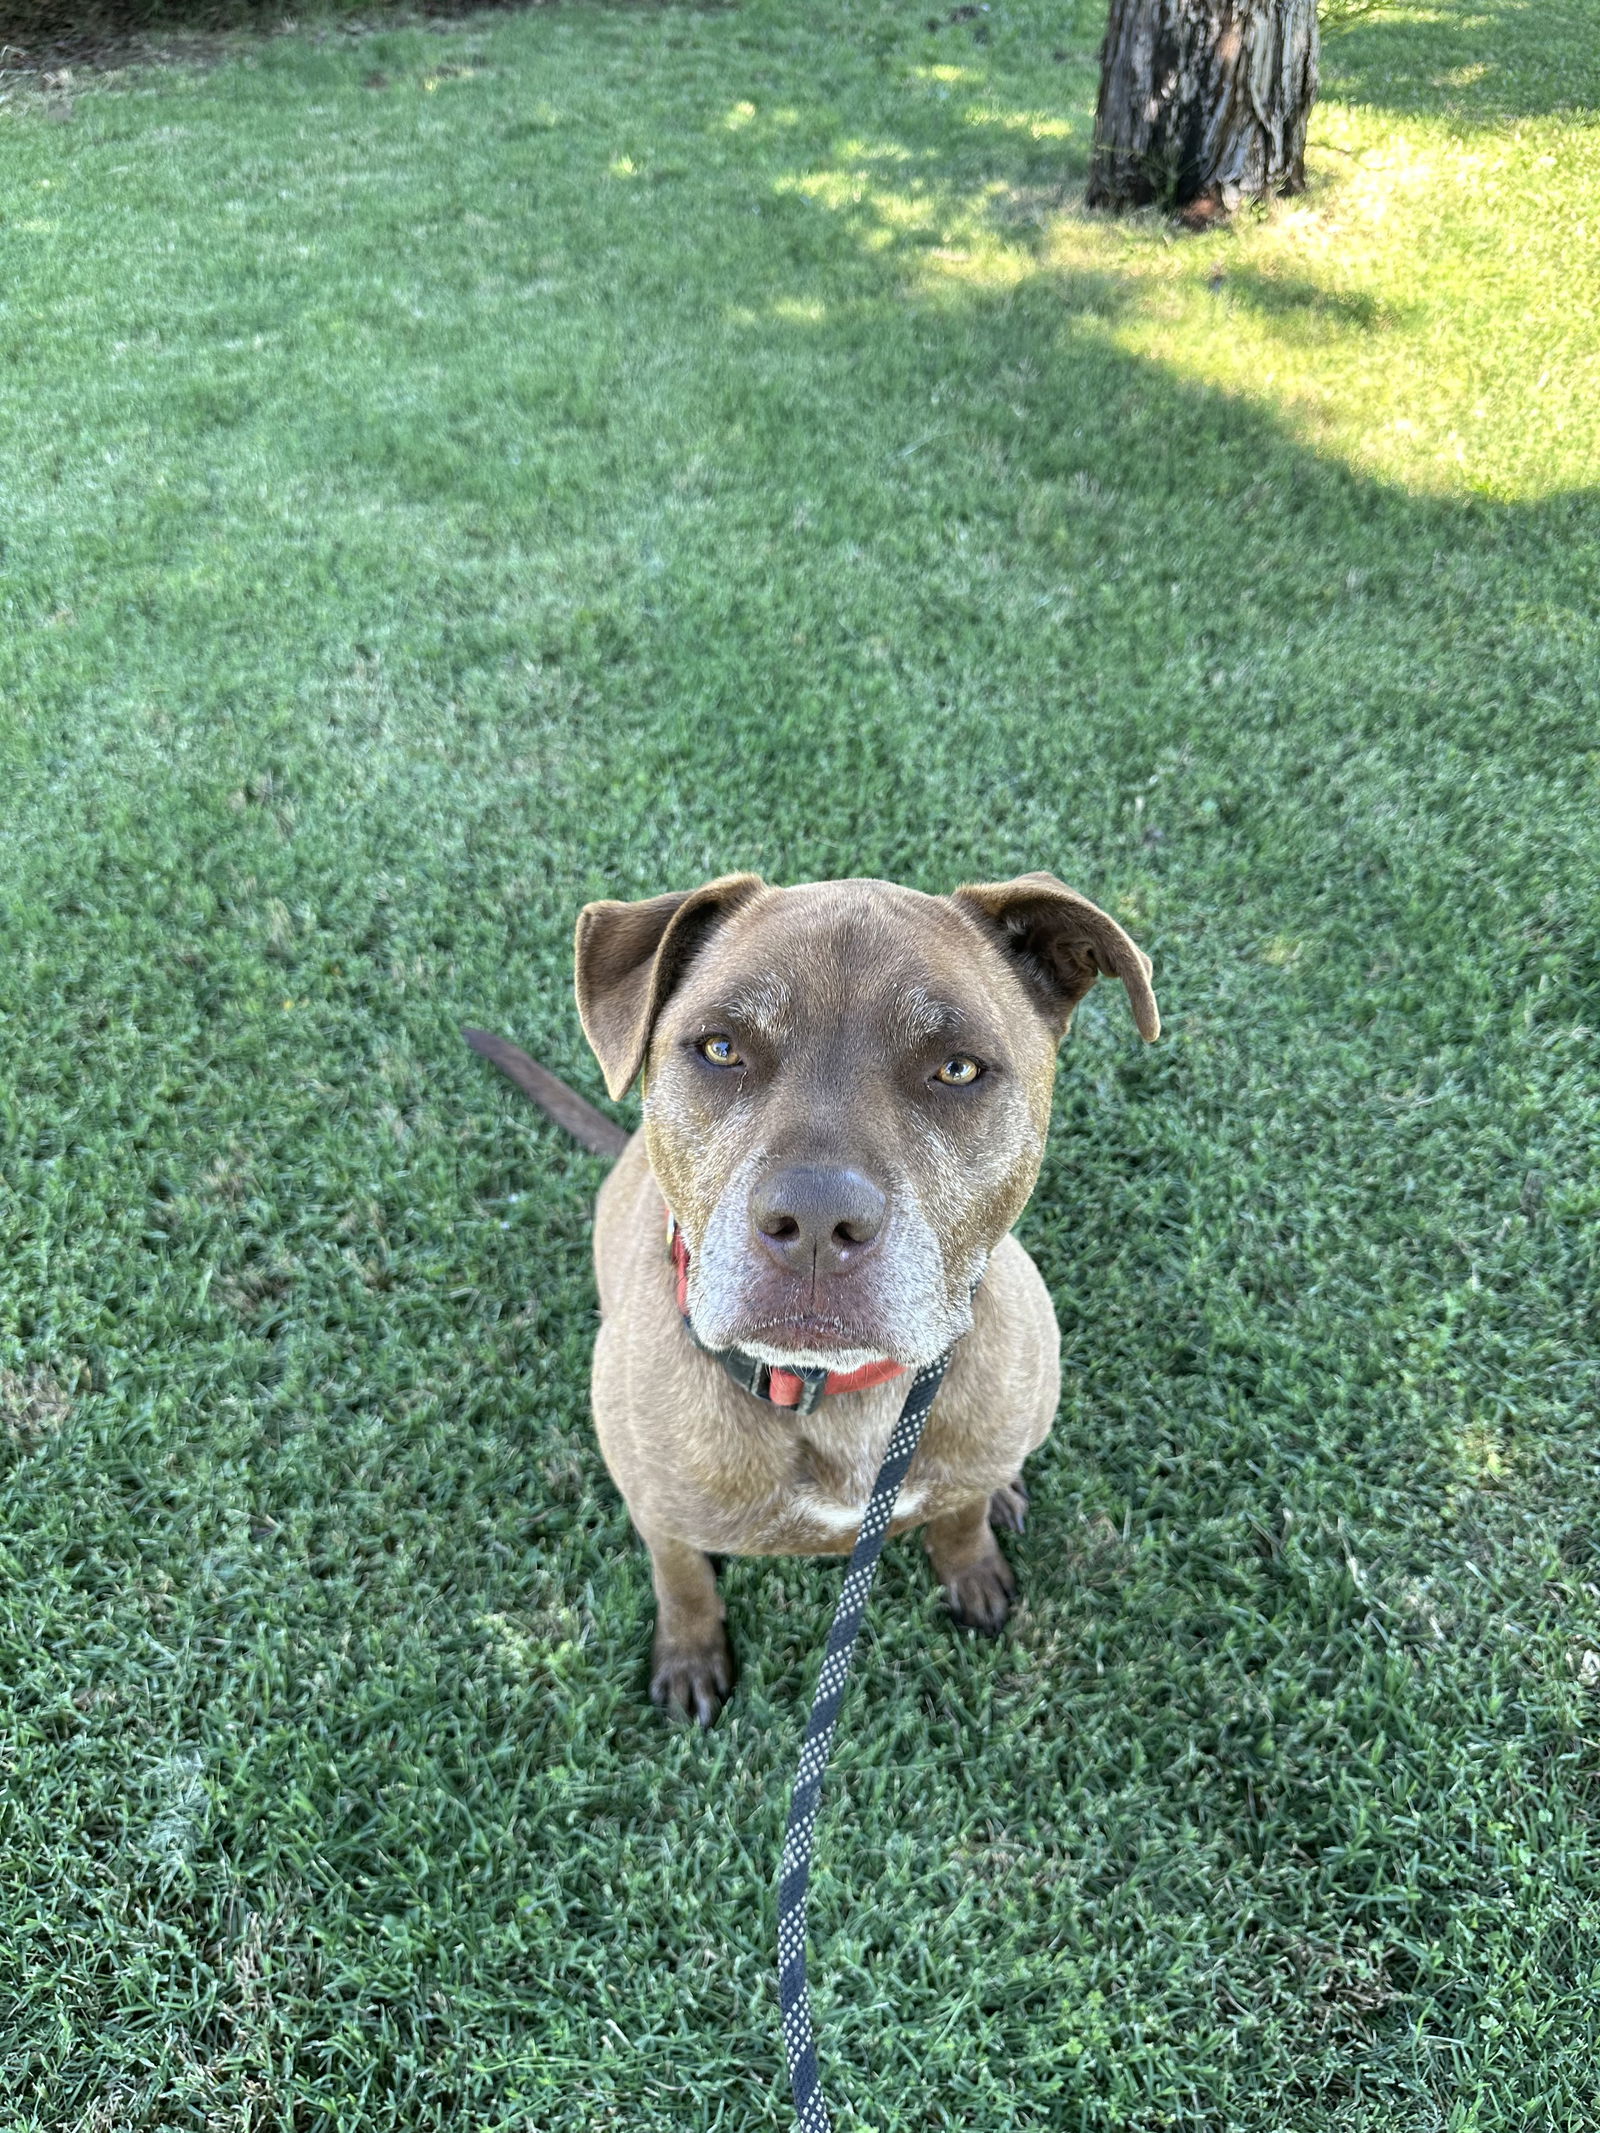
[{"x1": 667, "y1": 1212, "x2": 906, "y2": 1411}]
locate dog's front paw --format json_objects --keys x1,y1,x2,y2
[
  {"x1": 944, "y1": 1548, "x2": 1016, "y2": 1637},
  {"x1": 650, "y1": 1629, "x2": 735, "y2": 1728}
]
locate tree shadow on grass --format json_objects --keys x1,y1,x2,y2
[
  {"x1": 1320, "y1": 0, "x2": 1598, "y2": 126},
  {"x1": 1217, "y1": 268, "x2": 1392, "y2": 333}
]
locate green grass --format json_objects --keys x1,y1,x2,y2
[{"x1": 2, "y1": 0, "x2": 1598, "y2": 2123}]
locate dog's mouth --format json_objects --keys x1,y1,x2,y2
[
  {"x1": 733, "y1": 1312, "x2": 896, "y2": 1372},
  {"x1": 747, "y1": 1312, "x2": 868, "y2": 1340},
  {"x1": 746, "y1": 1305, "x2": 883, "y2": 1339}
]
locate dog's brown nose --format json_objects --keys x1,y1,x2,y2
[{"x1": 750, "y1": 1165, "x2": 887, "y2": 1276}]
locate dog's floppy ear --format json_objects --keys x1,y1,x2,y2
[
  {"x1": 952, "y1": 871, "x2": 1160, "y2": 1042},
  {"x1": 574, "y1": 874, "x2": 766, "y2": 1099}
]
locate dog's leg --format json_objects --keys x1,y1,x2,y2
[
  {"x1": 923, "y1": 1495, "x2": 1017, "y2": 1635},
  {"x1": 641, "y1": 1528, "x2": 735, "y2": 1727}
]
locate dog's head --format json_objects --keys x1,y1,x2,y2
[{"x1": 575, "y1": 874, "x2": 1158, "y2": 1371}]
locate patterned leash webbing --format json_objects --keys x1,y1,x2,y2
[{"x1": 777, "y1": 1351, "x2": 952, "y2": 2132}]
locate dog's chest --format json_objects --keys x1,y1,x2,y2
[{"x1": 789, "y1": 1407, "x2": 928, "y2": 1537}]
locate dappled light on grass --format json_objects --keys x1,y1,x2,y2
[
  {"x1": 960, "y1": 102, "x2": 1075, "y2": 140},
  {"x1": 778, "y1": 161, "x2": 1034, "y2": 287}
]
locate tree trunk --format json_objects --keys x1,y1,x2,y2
[{"x1": 1087, "y1": 0, "x2": 1319, "y2": 216}]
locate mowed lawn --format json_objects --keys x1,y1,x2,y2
[{"x1": 2, "y1": 0, "x2": 1598, "y2": 2123}]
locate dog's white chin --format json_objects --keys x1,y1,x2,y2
[{"x1": 738, "y1": 1337, "x2": 887, "y2": 1373}]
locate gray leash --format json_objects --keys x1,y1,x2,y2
[{"x1": 777, "y1": 1351, "x2": 952, "y2": 2132}]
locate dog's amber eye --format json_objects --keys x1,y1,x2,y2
[
  {"x1": 935, "y1": 1055, "x2": 982, "y2": 1086},
  {"x1": 699, "y1": 1035, "x2": 743, "y2": 1068}
]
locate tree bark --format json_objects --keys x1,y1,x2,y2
[{"x1": 1087, "y1": 0, "x2": 1319, "y2": 215}]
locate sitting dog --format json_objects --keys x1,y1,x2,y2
[{"x1": 549, "y1": 870, "x2": 1160, "y2": 1726}]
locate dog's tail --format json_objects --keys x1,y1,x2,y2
[{"x1": 463, "y1": 1028, "x2": 630, "y2": 1161}]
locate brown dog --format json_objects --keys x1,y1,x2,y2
[{"x1": 556, "y1": 871, "x2": 1158, "y2": 1725}]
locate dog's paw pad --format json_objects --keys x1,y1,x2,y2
[
  {"x1": 650, "y1": 1633, "x2": 734, "y2": 1728},
  {"x1": 945, "y1": 1550, "x2": 1016, "y2": 1637},
  {"x1": 988, "y1": 1479, "x2": 1029, "y2": 1534}
]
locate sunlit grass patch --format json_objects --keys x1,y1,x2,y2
[
  {"x1": 1093, "y1": 105, "x2": 1600, "y2": 500},
  {"x1": 757, "y1": 5, "x2": 1598, "y2": 501}
]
